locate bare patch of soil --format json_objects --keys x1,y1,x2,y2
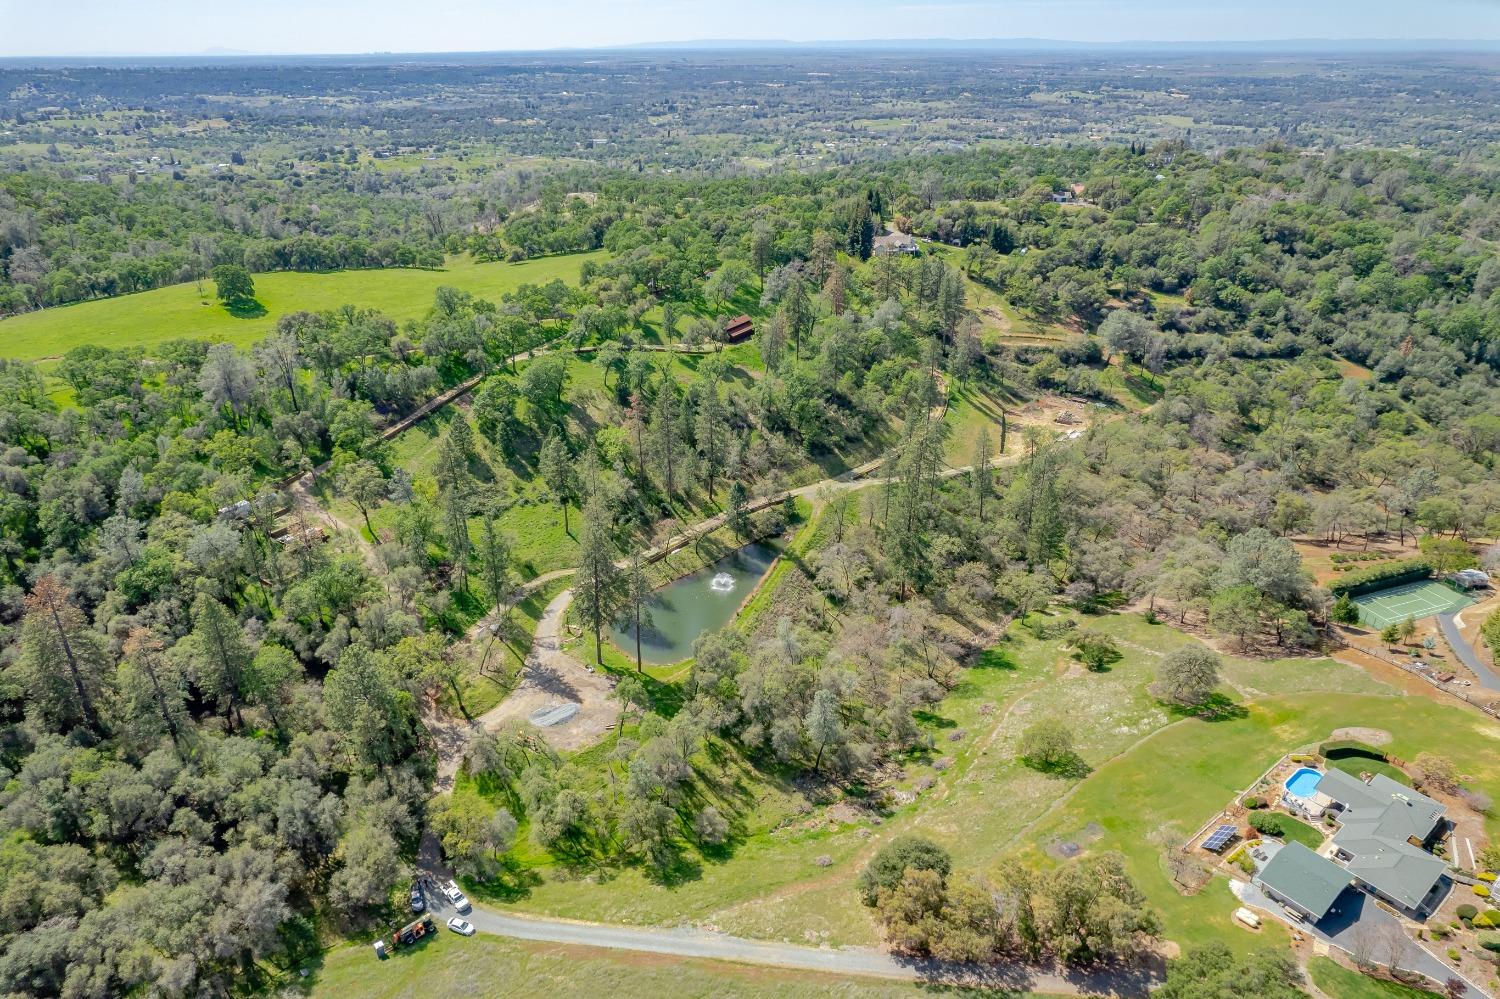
[{"x1": 1329, "y1": 727, "x2": 1391, "y2": 745}]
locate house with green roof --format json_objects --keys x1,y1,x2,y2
[{"x1": 1255, "y1": 842, "x2": 1354, "y2": 923}]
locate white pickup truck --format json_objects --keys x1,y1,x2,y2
[{"x1": 442, "y1": 880, "x2": 471, "y2": 913}]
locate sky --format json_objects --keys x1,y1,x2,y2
[{"x1": 4, "y1": 0, "x2": 1500, "y2": 56}]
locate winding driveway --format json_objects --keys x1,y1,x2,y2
[
  {"x1": 1439, "y1": 611, "x2": 1500, "y2": 692},
  {"x1": 429, "y1": 895, "x2": 1163, "y2": 996}
]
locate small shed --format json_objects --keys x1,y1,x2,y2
[{"x1": 724, "y1": 315, "x2": 754, "y2": 342}]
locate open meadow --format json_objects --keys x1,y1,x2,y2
[{"x1": 0, "y1": 251, "x2": 605, "y2": 361}]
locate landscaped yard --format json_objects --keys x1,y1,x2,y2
[
  {"x1": 1264, "y1": 812, "x2": 1326, "y2": 850},
  {"x1": 1307, "y1": 956, "x2": 1443, "y2": 999},
  {"x1": 1326, "y1": 755, "x2": 1414, "y2": 788},
  {"x1": 1018, "y1": 686, "x2": 1500, "y2": 956}
]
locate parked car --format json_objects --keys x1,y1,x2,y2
[
  {"x1": 447, "y1": 917, "x2": 475, "y2": 936},
  {"x1": 409, "y1": 885, "x2": 425, "y2": 912},
  {"x1": 442, "y1": 880, "x2": 471, "y2": 913}
]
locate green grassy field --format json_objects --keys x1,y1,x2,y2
[
  {"x1": 1307, "y1": 956, "x2": 1442, "y2": 999},
  {"x1": 0, "y1": 251, "x2": 606, "y2": 361},
  {"x1": 308, "y1": 931, "x2": 1030, "y2": 999}
]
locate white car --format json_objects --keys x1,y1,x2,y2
[
  {"x1": 447, "y1": 917, "x2": 475, "y2": 936},
  {"x1": 442, "y1": 880, "x2": 471, "y2": 913}
]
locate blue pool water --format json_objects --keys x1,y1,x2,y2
[{"x1": 1285, "y1": 767, "x2": 1323, "y2": 798}]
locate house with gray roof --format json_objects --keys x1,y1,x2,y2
[
  {"x1": 1255, "y1": 842, "x2": 1353, "y2": 923},
  {"x1": 872, "y1": 228, "x2": 918, "y2": 256},
  {"x1": 1319, "y1": 770, "x2": 1450, "y2": 917}
]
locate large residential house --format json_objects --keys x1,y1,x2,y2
[
  {"x1": 1256, "y1": 770, "x2": 1450, "y2": 922},
  {"x1": 872, "y1": 228, "x2": 918, "y2": 255}
]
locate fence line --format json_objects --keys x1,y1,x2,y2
[{"x1": 1345, "y1": 638, "x2": 1499, "y2": 719}]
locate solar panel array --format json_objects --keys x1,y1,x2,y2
[{"x1": 1202, "y1": 824, "x2": 1238, "y2": 852}]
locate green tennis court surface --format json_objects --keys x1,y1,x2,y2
[{"x1": 1351, "y1": 580, "x2": 1473, "y2": 630}]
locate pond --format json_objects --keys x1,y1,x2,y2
[{"x1": 609, "y1": 541, "x2": 780, "y2": 665}]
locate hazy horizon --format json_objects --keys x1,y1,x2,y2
[{"x1": 6, "y1": 0, "x2": 1500, "y2": 58}]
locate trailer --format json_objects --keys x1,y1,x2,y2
[{"x1": 392, "y1": 914, "x2": 436, "y2": 948}]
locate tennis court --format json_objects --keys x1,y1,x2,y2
[{"x1": 1350, "y1": 580, "x2": 1473, "y2": 630}]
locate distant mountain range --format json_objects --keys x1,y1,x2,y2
[
  {"x1": 4, "y1": 37, "x2": 1500, "y2": 66},
  {"x1": 609, "y1": 37, "x2": 1500, "y2": 53}
]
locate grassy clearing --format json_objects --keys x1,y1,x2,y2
[
  {"x1": 941, "y1": 383, "x2": 1025, "y2": 466},
  {"x1": 307, "y1": 931, "x2": 1011, "y2": 999},
  {"x1": 321, "y1": 348, "x2": 765, "y2": 592},
  {"x1": 0, "y1": 250, "x2": 605, "y2": 361},
  {"x1": 1307, "y1": 957, "x2": 1442, "y2": 999}
]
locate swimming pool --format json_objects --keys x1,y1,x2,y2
[{"x1": 1285, "y1": 767, "x2": 1323, "y2": 798}]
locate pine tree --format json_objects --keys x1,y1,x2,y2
[
  {"x1": 121, "y1": 627, "x2": 183, "y2": 746},
  {"x1": 574, "y1": 495, "x2": 625, "y2": 665},
  {"x1": 19, "y1": 575, "x2": 111, "y2": 736},
  {"x1": 187, "y1": 593, "x2": 254, "y2": 731},
  {"x1": 539, "y1": 432, "x2": 576, "y2": 535},
  {"x1": 972, "y1": 427, "x2": 993, "y2": 521},
  {"x1": 622, "y1": 553, "x2": 655, "y2": 673},
  {"x1": 479, "y1": 518, "x2": 513, "y2": 609},
  {"x1": 443, "y1": 496, "x2": 472, "y2": 590},
  {"x1": 728, "y1": 480, "x2": 750, "y2": 538},
  {"x1": 695, "y1": 381, "x2": 728, "y2": 502},
  {"x1": 780, "y1": 277, "x2": 812, "y2": 359},
  {"x1": 646, "y1": 382, "x2": 685, "y2": 500}
]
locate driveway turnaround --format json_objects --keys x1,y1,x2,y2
[
  {"x1": 423, "y1": 896, "x2": 1163, "y2": 996},
  {"x1": 1239, "y1": 881, "x2": 1488, "y2": 998}
]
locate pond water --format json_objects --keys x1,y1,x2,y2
[{"x1": 609, "y1": 541, "x2": 780, "y2": 665}]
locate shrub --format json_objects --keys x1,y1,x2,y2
[
  {"x1": 1475, "y1": 884, "x2": 1492, "y2": 898},
  {"x1": 1429, "y1": 924, "x2": 1450, "y2": 938},
  {"x1": 1068, "y1": 629, "x2": 1121, "y2": 671},
  {"x1": 1241, "y1": 795, "x2": 1265, "y2": 810},
  {"x1": 1480, "y1": 872, "x2": 1498, "y2": 883},
  {"x1": 1459, "y1": 905, "x2": 1480, "y2": 921},
  {"x1": 1330, "y1": 593, "x2": 1361, "y2": 625},
  {"x1": 1328, "y1": 558, "x2": 1433, "y2": 596},
  {"x1": 1018, "y1": 719, "x2": 1077, "y2": 772},
  {"x1": 1449, "y1": 948, "x2": 1462, "y2": 961},
  {"x1": 858, "y1": 836, "x2": 952, "y2": 905},
  {"x1": 1480, "y1": 932, "x2": 1500, "y2": 953},
  {"x1": 1249, "y1": 812, "x2": 1286, "y2": 837},
  {"x1": 1476, "y1": 910, "x2": 1500, "y2": 929}
]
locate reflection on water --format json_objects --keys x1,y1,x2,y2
[{"x1": 609, "y1": 541, "x2": 779, "y2": 665}]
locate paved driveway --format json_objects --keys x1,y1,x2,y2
[
  {"x1": 421, "y1": 893, "x2": 1164, "y2": 996},
  {"x1": 1239, "y1": 881, "x2": 1487, "y2": 998},
  {"x1": 1439, "y1": 612, "x2": 1500, "y2": 691}
]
